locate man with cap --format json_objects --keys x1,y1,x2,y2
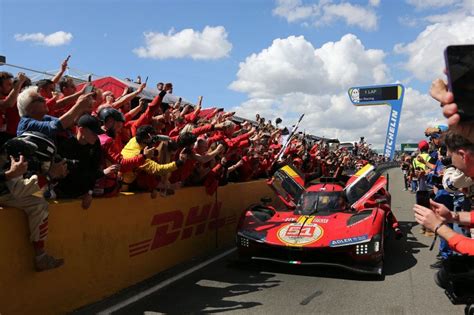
[
  {"x1": 413, "y1": 140, "x2": 436, "y2": 192},
  {"x1": 55, "y1": 114, "x2": 119, "y2": 209}
]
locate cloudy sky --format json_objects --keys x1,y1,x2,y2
[{"x1": 1, "y1": 0, "x2": 473, "y2": 148}]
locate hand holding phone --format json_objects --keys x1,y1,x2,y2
[
  {"x1": 445, "y1": 45, "x2": 474, "y2": 121},
  {"x1": 416, "y1": 190, "x2": 431, "y2": 209},
  {"x1": 84, "y1": 85, "x2": 94, "y2": 94}
]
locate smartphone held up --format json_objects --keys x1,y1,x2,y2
[
  {"x1": 445, "y1": 45, "x2": 474, "y2": 121},
  {"x1": 416, "y1": 190, "x2": 431, "y2": 209}
]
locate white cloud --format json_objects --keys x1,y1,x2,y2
[
  {"x1": 230, "y1": 34, "x2": 389, "y2": 98},
  {"x1": 319, "y1": 3, "x2": 378, "y2": 30},
  {"x1": 273, "y1": 0, "x2": 318, "y2": 22},
  {"x1": 394, "y1": 16, "x2": 474, "y2": 81},
  {"x1": 230, "y1": 34, "x2": 448, "y2": 148},
  {"x1": 229, "y1": 34, "x2": 414, "y2": 147},
  {"x1": 273, "y1": 0, "x2": 379, "y2": 31},
  {"x1": 398, "y1": 15, "x2": 419, "y2": 27},
  {"x1": 406, "y1": 0, "x2": 460, "y2": 10},
  {"x1": 14, "y1": 31, "x2": 73, "y2": 46},
  {"x1": 133, "y1": 26, "x2": 232, "y2": 60},
  {"x1": 369, "y1": 0, "x2": 380, "y2": 7}
]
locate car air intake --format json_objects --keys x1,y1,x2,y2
[{"x1": 347, "y1": 210, "x2": 372, "y2": 226}]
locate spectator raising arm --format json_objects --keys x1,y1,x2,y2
[
  {"x1": 184, "y1": 96, "x2": 202, "y2": 123},
  {"x1": 51, "y1": 55, "x2": 70, "y2": 85},
  {"x1": 54, "y1": 83, "x2": 88, "y2": 111},
  {"x1": 58, "y1": 92, "x2": 95, "y2": 129},
  {"x1": 192, "y1": 144, "x2": 225, "y2": 163},
  {"x1": 112, "y1": 83, "x2": 146, "y2": 109},
  {"x1": 0, "y1": 73, "x2": 27, "y2": 111}
]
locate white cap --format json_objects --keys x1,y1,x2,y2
[{"x1": 442, "y1": 167, "x2": 474, "y2": 193}]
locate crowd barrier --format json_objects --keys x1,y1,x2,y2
[{"x1": 0, "y1": 180, "x2": 273, "y2": 315}]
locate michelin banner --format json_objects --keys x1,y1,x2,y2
[{"x1": 348, "y1": 84, "x2": 405, "y2": 161}]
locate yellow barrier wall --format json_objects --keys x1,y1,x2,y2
[{"x1": 0, "y1": 180, "x2": 272, "y2": 315}]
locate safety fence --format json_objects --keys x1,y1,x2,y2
[{"x1": 0, "y1": 180, "x2": 272, "y2": 315}]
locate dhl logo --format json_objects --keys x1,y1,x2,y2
[{"x1": 128, "y1": 202, "x2": 237, "y2": 257}]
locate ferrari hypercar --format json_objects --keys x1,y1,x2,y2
[{"x1": 236, "y1": 164, "x2": 400, "y2": 276}]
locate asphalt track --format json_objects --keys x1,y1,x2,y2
[{"x1": 78, "y1": 168, "x2": 466, "y2": 315}]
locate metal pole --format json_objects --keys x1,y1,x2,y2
[{"x1": 0, "y1": 62, "x2": 58, "y2": 77}]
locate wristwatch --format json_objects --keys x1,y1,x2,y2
[{"x1": 88, "y1": 190, "x2": 93, "y2": 196}]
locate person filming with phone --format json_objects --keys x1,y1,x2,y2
[
  {"x1": 414, "y1": 131, "x2": 474, "y2": 255},
  {"x1": 414, "y1": 43, "x2": 474, "y2": 254}
]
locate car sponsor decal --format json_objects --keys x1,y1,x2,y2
[
  {"x1": 296, "y1": 216, "x2": 329, "y2": 224},
  {"x1": 277, "y1": 223, "x2": 324, "y2": 246},
  {"x1": 329, "y1": 234, "x2": 370, "y2": 247}
]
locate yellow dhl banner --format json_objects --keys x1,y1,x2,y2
[{"x1": 0, "y1": 180, "x2": 272, "y2": 315}]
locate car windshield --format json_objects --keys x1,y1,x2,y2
[{"x1": 295, "y1": 191, "x2": 348, "y2": 215}]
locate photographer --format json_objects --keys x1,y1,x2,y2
[
  {"x1": 0, "y1": 134, "x2": 67, "y2": 271},
  {"x1": 55, "y1": 114, "x2": 117, "y2": 209},
  {"x1": 121, "y1": 125, "x2": 186, "y2": 194}
]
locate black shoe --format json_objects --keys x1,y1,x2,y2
[{"x1": 430, "y1": 260, "x2": 444, "y2": 269}]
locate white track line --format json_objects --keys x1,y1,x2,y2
[{"x1": 97, "y1": 247, "x2": 237, "y2": 315}]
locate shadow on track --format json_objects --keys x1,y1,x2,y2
[
  {"x1": 383, "y1": 220, "x2": 428, "y2": 276},
  {"x1": 115, "y1": 264, "x2": 282, "y2": 315}
]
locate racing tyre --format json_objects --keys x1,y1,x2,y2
[{"x1": 465, "y1": 304, "x2": 474, "y2": 315}]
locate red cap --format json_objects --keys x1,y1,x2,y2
[{"x1": 418, "y1": 140, "x2": 429, "y2": 151}]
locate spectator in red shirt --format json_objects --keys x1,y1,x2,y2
[
  {"x1": 95, "y1": 107, "x2": 154, "y2": 196},
  {"x1": 0, "y1": 72, "x2": 28, "y2": 144}
]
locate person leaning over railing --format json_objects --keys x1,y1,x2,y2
[
  {"x1": 16, "y1": 86, "x2": 94, "y2": 139},
  {"x1": 55, "y1": 114, "x2": 119, "y2": 209},
  {"x1": 95, "y1": 107, "x2": 154, "y2": 196},
  {"x1": 0, "y1": 150, "x2": 67, "y2": 271},
  {"x1": 414, "y1": 75, "x2": 474, "y2": 255},
  {"x1": 120, "y1": 125, "x2": 187, "y2": 197}
]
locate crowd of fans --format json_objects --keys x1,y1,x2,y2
[
  {"x1": 0, "y1": 56, "x2": 385, "y2": 271},
  {"x1": 407, "y1": 78, "x2": 474, "y2": 268}
]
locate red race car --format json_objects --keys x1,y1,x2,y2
[{"x1": 236, "y1": 164, "x2": 402, "y2": 276}]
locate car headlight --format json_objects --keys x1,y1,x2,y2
[
  {"x1": 237, "y1": 230, "x2": 266, "y2": 243},
  {"x1": 355, "y1": 234, "x2": 381, "y2": 255}
]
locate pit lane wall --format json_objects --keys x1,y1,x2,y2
[{"x1": 0, "y1": 180, "x2": 272, "y2": 315}]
